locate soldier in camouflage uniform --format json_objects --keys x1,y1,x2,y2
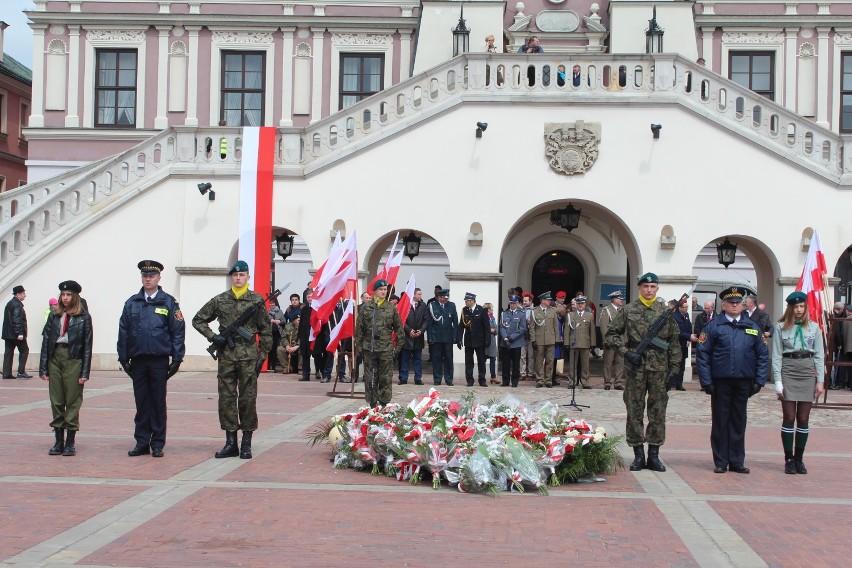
[
  {"x1": 355, "y1": 279, "x2": 404, "y2": 407},
  {"x1": 276, "y1": 315, "x2": 300, "y2": 374},
  {"x1": 605, "y1": 273, "x2": 681, "y2": 472},
  {"x1": 192, "y1": 260, "x2": 272, "y2": 460}
]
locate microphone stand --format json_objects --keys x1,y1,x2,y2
[{"x1": 563, "y1": 351, "x2": 589, "y2": 412}]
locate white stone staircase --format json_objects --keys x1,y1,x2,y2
[{"x1": 1, "y1": 53, "x2": 848, "y2": 290}]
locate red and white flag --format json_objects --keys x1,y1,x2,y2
[
  {"x1": 310, "y1": 231, "x2": 359, "y2": 345},
  {"x1": 309, "y1": 231, "x2": 343, "y2": 291},
  {"x1": 796, "y1": 230, "x2": 828, "y2": 328},
  {"x1": 238, "y1": 127, "x2": 277, "y2": 297},
  {"x1": 396, "y1": 273, "x2": 416, "y2": 323},
  {"x1": 367, "y1": 233, "x2": 404, "y2": 293},
  {"x1": 327, "y1": 299, "x2": 355, "y2": 353}
]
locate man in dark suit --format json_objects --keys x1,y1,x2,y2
[
  {"x1": 743, "y1": 295, "x2": 771, "y2": 337},
  {"x1": 399, "y1": 288, "x2": 429, "y2": 385},
  {"x1": 669, "y1": 301, "x2": 693, "y2": 391},
  {"x1": 457, "y1": 292, "x2": 491, "y2": 387},
  {"x1": 2, "y1": 285, "x2": 30, "y2": 379},
  {"x1": 691, "y1": 300, "x2": 716, "y2": 341}
]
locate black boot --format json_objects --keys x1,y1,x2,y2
[
  {"x1": 646, "y1": 445, "x2": 666, "y2": 472},
  {"x1": 784, "y1": 451, "x2": 797, "y2": 474},
  {"x1": 62, "y1": 430, "x2": 76, "y2": 456},
  {"x1": 794, "y1": 448, "x2": 807, "y2": 474},
  {"x1": 215, "y1": 431, "x2": 239, "y2": 458},
  {"x1": 240, "y1": 431, "x2": 253, "y2": 460},
  {"x1": 629, "y1": 445, "x2": 646, "y2": 471},
  {"x1": 49, "y1": 428, "x2": 65, "y2": 455}
]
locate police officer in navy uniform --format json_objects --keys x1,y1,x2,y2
[
  {"x1": 118, "y1": 260, "x2": 186, "y2": 458},
  {"x1": 696, "y1": 286, "x2": 768, "y2": 474},
  {"x1": 457, "y1": 292, "x2": 491, "y2": 387}
]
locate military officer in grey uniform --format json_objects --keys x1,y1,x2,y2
[
  {"x1": 355, "y1": 279, "x2": 405, "y2": 407},
  {"x1": 192, "y1": 260, "x2": 272, "y2": 460},
  {"x1": 457, "y1": 292, "x2": 491, "y2": 387},
  {"x1": 499, "y1": 295, "x2": 527, "y2": 387},
  {"x1": 532, "y1": 291, "x2": 560, "y2": 388},
  {"x1": 605, "y1": 273, "x2": 681, "y2": 472},
  {"x1": 565, "y1": 296, "x2": 597, "y2": 389}
]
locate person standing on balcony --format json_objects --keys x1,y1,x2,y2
[
  {"x1": 3, "y1": 285, "x2": 31, "y2": 380},
  {"x1": 118, "y1": 260, "x2": 185, "y2": 459},
  {"x1": 484, "y1": 34, "x2": 497, "y2": 53},
  {"x1": 40, "y1": 280, "x2": 92, "y2": 457},
  {"x1": 517, "y1": 36, "x2": 543, "y2": 53}
]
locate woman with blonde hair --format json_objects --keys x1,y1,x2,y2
[
  {"x1": 39, "y1": 280, "x2": 93, "y2": 456},
  {"x1": 771, "y1": 291, "x2": 824, "y2": 474}
]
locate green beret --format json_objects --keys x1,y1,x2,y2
[
  {"x1": 538, "y1": 291, "x2": 552, "y2": 300},
  {"x1": 373, "y1": 279, "x2": 388, "y2": 291},
  {"x1": 637, "y1": 272, "x2": 658, "y2": 285},
  {"x1": 229, "y1": 260, "x2": 250, "y2": 275},
  {"x1": 786, "y1": 291, "x2": 807, "y2": 305}
]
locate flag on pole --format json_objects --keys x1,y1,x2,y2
[
  {"x1": 367, "y1": 233, "x2": 404, "y2": 292},
  {"x1": 796, "y1": 230, "x2": 828, "y2": 328},
  {"x1": 310, "y1": 231, "x2": 359, "y2": 346},
  {"x1": 327, "y1": 299, "x2": 355, "y2": 353},
  {"x1": 396, "y1": 273, "x2": 416, "y2": 323},
  {"x1": 310, "y1": 231, "x2": 342, "y2": 291},
  {"x1": 238, "y1": 127, "x2": 277, "y2": 297}
]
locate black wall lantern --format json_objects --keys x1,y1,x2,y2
[
  {"x1": 645, "y1": 6, "x2": 664, "y2": 54},
  {"x1": 402, "y1": 231, "x2": 422, "y2": 261},
  {"x1": 716, "y1": 237, "x2": 737, "y2": 268},
  {"x1": 452, "y1": 6, "x2": 470, "y2": 57},
  {"x1": 550, "y1": 203, "x2": 582, "y2": 233},
  {"x1": 276, "y1": 233, "x2": 295, "y2": 260}
]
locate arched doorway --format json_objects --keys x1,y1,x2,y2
[{"x1": 531, "y1": 250, "x2": 585, "y2": 298}]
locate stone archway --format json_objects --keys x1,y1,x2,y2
[{"x1": 364, "y1": 230, "x2": 450, "y2": 299}]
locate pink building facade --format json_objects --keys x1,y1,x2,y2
[{"x1": 0, "y1": 22, "x2": 31, "y2": 192}]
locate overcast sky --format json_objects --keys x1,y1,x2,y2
[{"x1": 2, "y1": 0, "x2": 36, "y2": 68}]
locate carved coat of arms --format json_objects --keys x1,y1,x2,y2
[{"x1": 544, "y1": 122, "x2": 601, "y2": 175}]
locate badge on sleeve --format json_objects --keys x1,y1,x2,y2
[
  {"x1": 745, "y1": 328, "x2": 759, "y2": 336},
  {"x1": 697, "y1": 332, "x2": 707, "y2": 344},
  {"x1": 174, "y1": 309, "x2": 184, "y2": 321}
]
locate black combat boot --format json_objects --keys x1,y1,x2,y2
[
  {"x1": 240, "y1": 431, "x2": 253, "y2": 459},
  {"x1": 215, "y1": 431, "x2": 239, "y2": 458},
  {"x1": 784, "y1": 451, "x2": 796, "y2": 474},
  {"x1": 646, "y1": 445, "x2": 666, "y2": 472},
  {"x1": 62, "y1": 430, "x2": 76, "y2": 456},
  {"x1": 49, "y1": 428, "x2": 65, "y2": 455},
  {"x1": 794, "y1": 448, "x2": 807, "y2": 474},
  {"x1": 629, "y1": 445, "x2": 646, "y2": 471}
]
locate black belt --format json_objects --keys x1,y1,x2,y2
[
  {"x1": 55, "y1": 343, "x2": 68, "y2": 349},
  {"x1": 782, "y1": 352, "x2": 812, "y2": 359}
]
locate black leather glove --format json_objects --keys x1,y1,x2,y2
[
  {"x1": 624, "y1": 350, "x2": 642, "y2": 367},
  {"x1": 211, "y1": 334, "x2": 227, "y2": 349},
  {"x1": 254, "y1": 356, "x2": 266, "y2": 375},
  {"x1": 532, "y1": 341, "x2": 539, "y2": 350},
  {"x1": 456, "y1": 341, "x2": 463, "y2": 350},
  {"x1": 167, "y1": 360, "x2": 181, "y2": 379},
  {"x1": 120, "y1": 360, "x2": 133, "y2": 377},
  {"x1": 703, "y1": 384, "x2": 714, "y2": 396},
  {"x1": 749, "y1": 383, "x2": 762, "y2": 397}
]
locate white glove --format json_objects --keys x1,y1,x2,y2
[{"x1": 774, "y1": 381, "x2": 783, "y2": 394}]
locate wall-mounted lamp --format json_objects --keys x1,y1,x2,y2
[
  {"x1": 198, "y1": 182, "x2": 215, "y2": 201},
  {"x1": 476, "y1": 122, "x2": 488, "y2": 138},
  {"x1": 276, "y1": 233, "x2": 295, "y2": 260},
  {"x1": 402, "y1": 231, "x2": 422, "y2": 261},
  {"x1": 650, "y1": 124, "x2": 662, "y2": 139},
  {"x1": 716, "y1": 237, "x2": 737, "y2": 268}
]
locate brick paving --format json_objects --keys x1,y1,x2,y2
[{"x1": 0, "y1": 368, "x2": 850, "y2": 568}]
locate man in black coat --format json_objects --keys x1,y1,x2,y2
[
  {"x1": 743, "y1": 295, "x2": 772, "y2": 337},
  {"x1": 669, "y1": 301, "x2": 692, "y2": 391},
  {"x1": 399, "y1": 288, "x2": 429, "y2": 385},
  {"x1": 692, "y1": 300, "x2": 716, "y2": 341},
  {"x1": 456, "y1": 292, "x2": 491, "y2": 387},
  {"x1": 2, "y1": 285, "x2": 30, "y2": 379}
]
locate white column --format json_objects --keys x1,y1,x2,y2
[
  {"x1": 701, "y1": 27, "x2": 714, "y2": 70},
  {"x1": 65, "y1": 25, "x2": 80, "y2": 127},
  {"x1": 399, "y1": 29, "x2": 411, "y2": 80},
  {"x1": 280, "y1": 26, "x2": 295, "y2": 127},
  {"x1": 310, "y1": 27, "x2": 325, "y2": 123},
  {"x1": 155, "y1": 26, "x2": 170, "y2": 129},
  {"x1": 29, "y1": 25, "x2": 46, "y2": 127},
  {"x1": 816, "y1": 27, "x2": 830, "y2": 128},
  {"x1": 185, "y1": 26, "x2": 200, "y2": 126},
  {"x1": 784, "y1": 28, "x2": 798, "y2": 111}
]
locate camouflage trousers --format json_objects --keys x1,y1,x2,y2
[
  {"x1": 217, "y1": 359, "x2": 258, "y2": 432},
  {"x1": 623, "y1": 369, "x2": 669, "y2": 446},
  {"x1": 362, "y1": 350, "x2": 393, "y2": 407}
]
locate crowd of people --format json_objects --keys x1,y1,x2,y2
[{"x1": 1, "y1": 265, "x2": 837, "y2": 475}]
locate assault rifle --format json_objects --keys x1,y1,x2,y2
[
  {"x1": 624, "y1": 291, "x2": 691, "y2": 376},
  {"x1": 206, "y1": 284, "x2": 289, "y2": 360}
]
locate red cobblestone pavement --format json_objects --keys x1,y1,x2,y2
[{"x1": 1, "y1": 369, "x2": 850, "y2": 567}]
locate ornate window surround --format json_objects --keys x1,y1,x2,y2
[
  {"x1": 208, "y1": 30, "x2": 275, "y2": 127},
  {"x1": 720, "y1": 29, "x2": 784, "y2": 103},
  {"x1": 832, "y1": 30, "x2": 852, "y2": 131},
  {"x1": 82, "y1": 28, "x2": 148, "y2": 128},
  {"x1": 329, "y1": 32, "x2": 394, "y2": 112}
]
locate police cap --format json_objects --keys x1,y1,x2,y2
[
  {"x1": 138, "y1": 259, "x2": 164, "y2": 275},
  {"x1": 720, "y1": 286, "x2": 745, "y2": 303}
]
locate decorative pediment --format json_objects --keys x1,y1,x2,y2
[
  {"x1": 86, "y1": 30, "x2": 146, "y2": 42},
  {"x1": 211, "y1": 31, "x2": 274, "y2": 44},
  {"x1": 331, "y1": 34, "x2": 393, "y2": 46},
  {"x1": 544, "y1": 122, "x2": 601, "y2": 176}
]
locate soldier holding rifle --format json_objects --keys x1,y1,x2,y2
[
  {"x1": 605, "y1": 273, "x2": 682, "y2": 472},
  {"x1": 192, "y1": 261, "x2": 273, "y2": 460}
]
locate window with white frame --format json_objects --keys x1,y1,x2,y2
[
  {"x1": 339, "y1": 54, "x2": 384, "y2": 110},
  {"x1": 95, "y1": 49, "x2": 138, "y2": 127},
  {"x1": 729, "y1": 52, "x2": 775, "y2": 101},
  {"x1": 220, "y1": 51, "x2": 265, "y2": 126}
]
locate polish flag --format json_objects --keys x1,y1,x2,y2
[
  {"x1": 796, "y1": 230, "x2": 828, "y2": 328},
  {"x1": 367, "y1": 233, "x2": 404, "y2": 293},
  {"x1": 237, "y1": 127, "x2": 277, "y2": 297},
  {"x1": 396, "y1": 273, "x2": 416, "y2": 323},
  {"x1": 327, "y1": 299, "x2": 355, "y2": 353},
  {"x1": 310, "y1": 231, "x2": 358, "y2": 345},
  {"x1": 309, "y1": 231, "x2": 343, "y2": 291}
]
